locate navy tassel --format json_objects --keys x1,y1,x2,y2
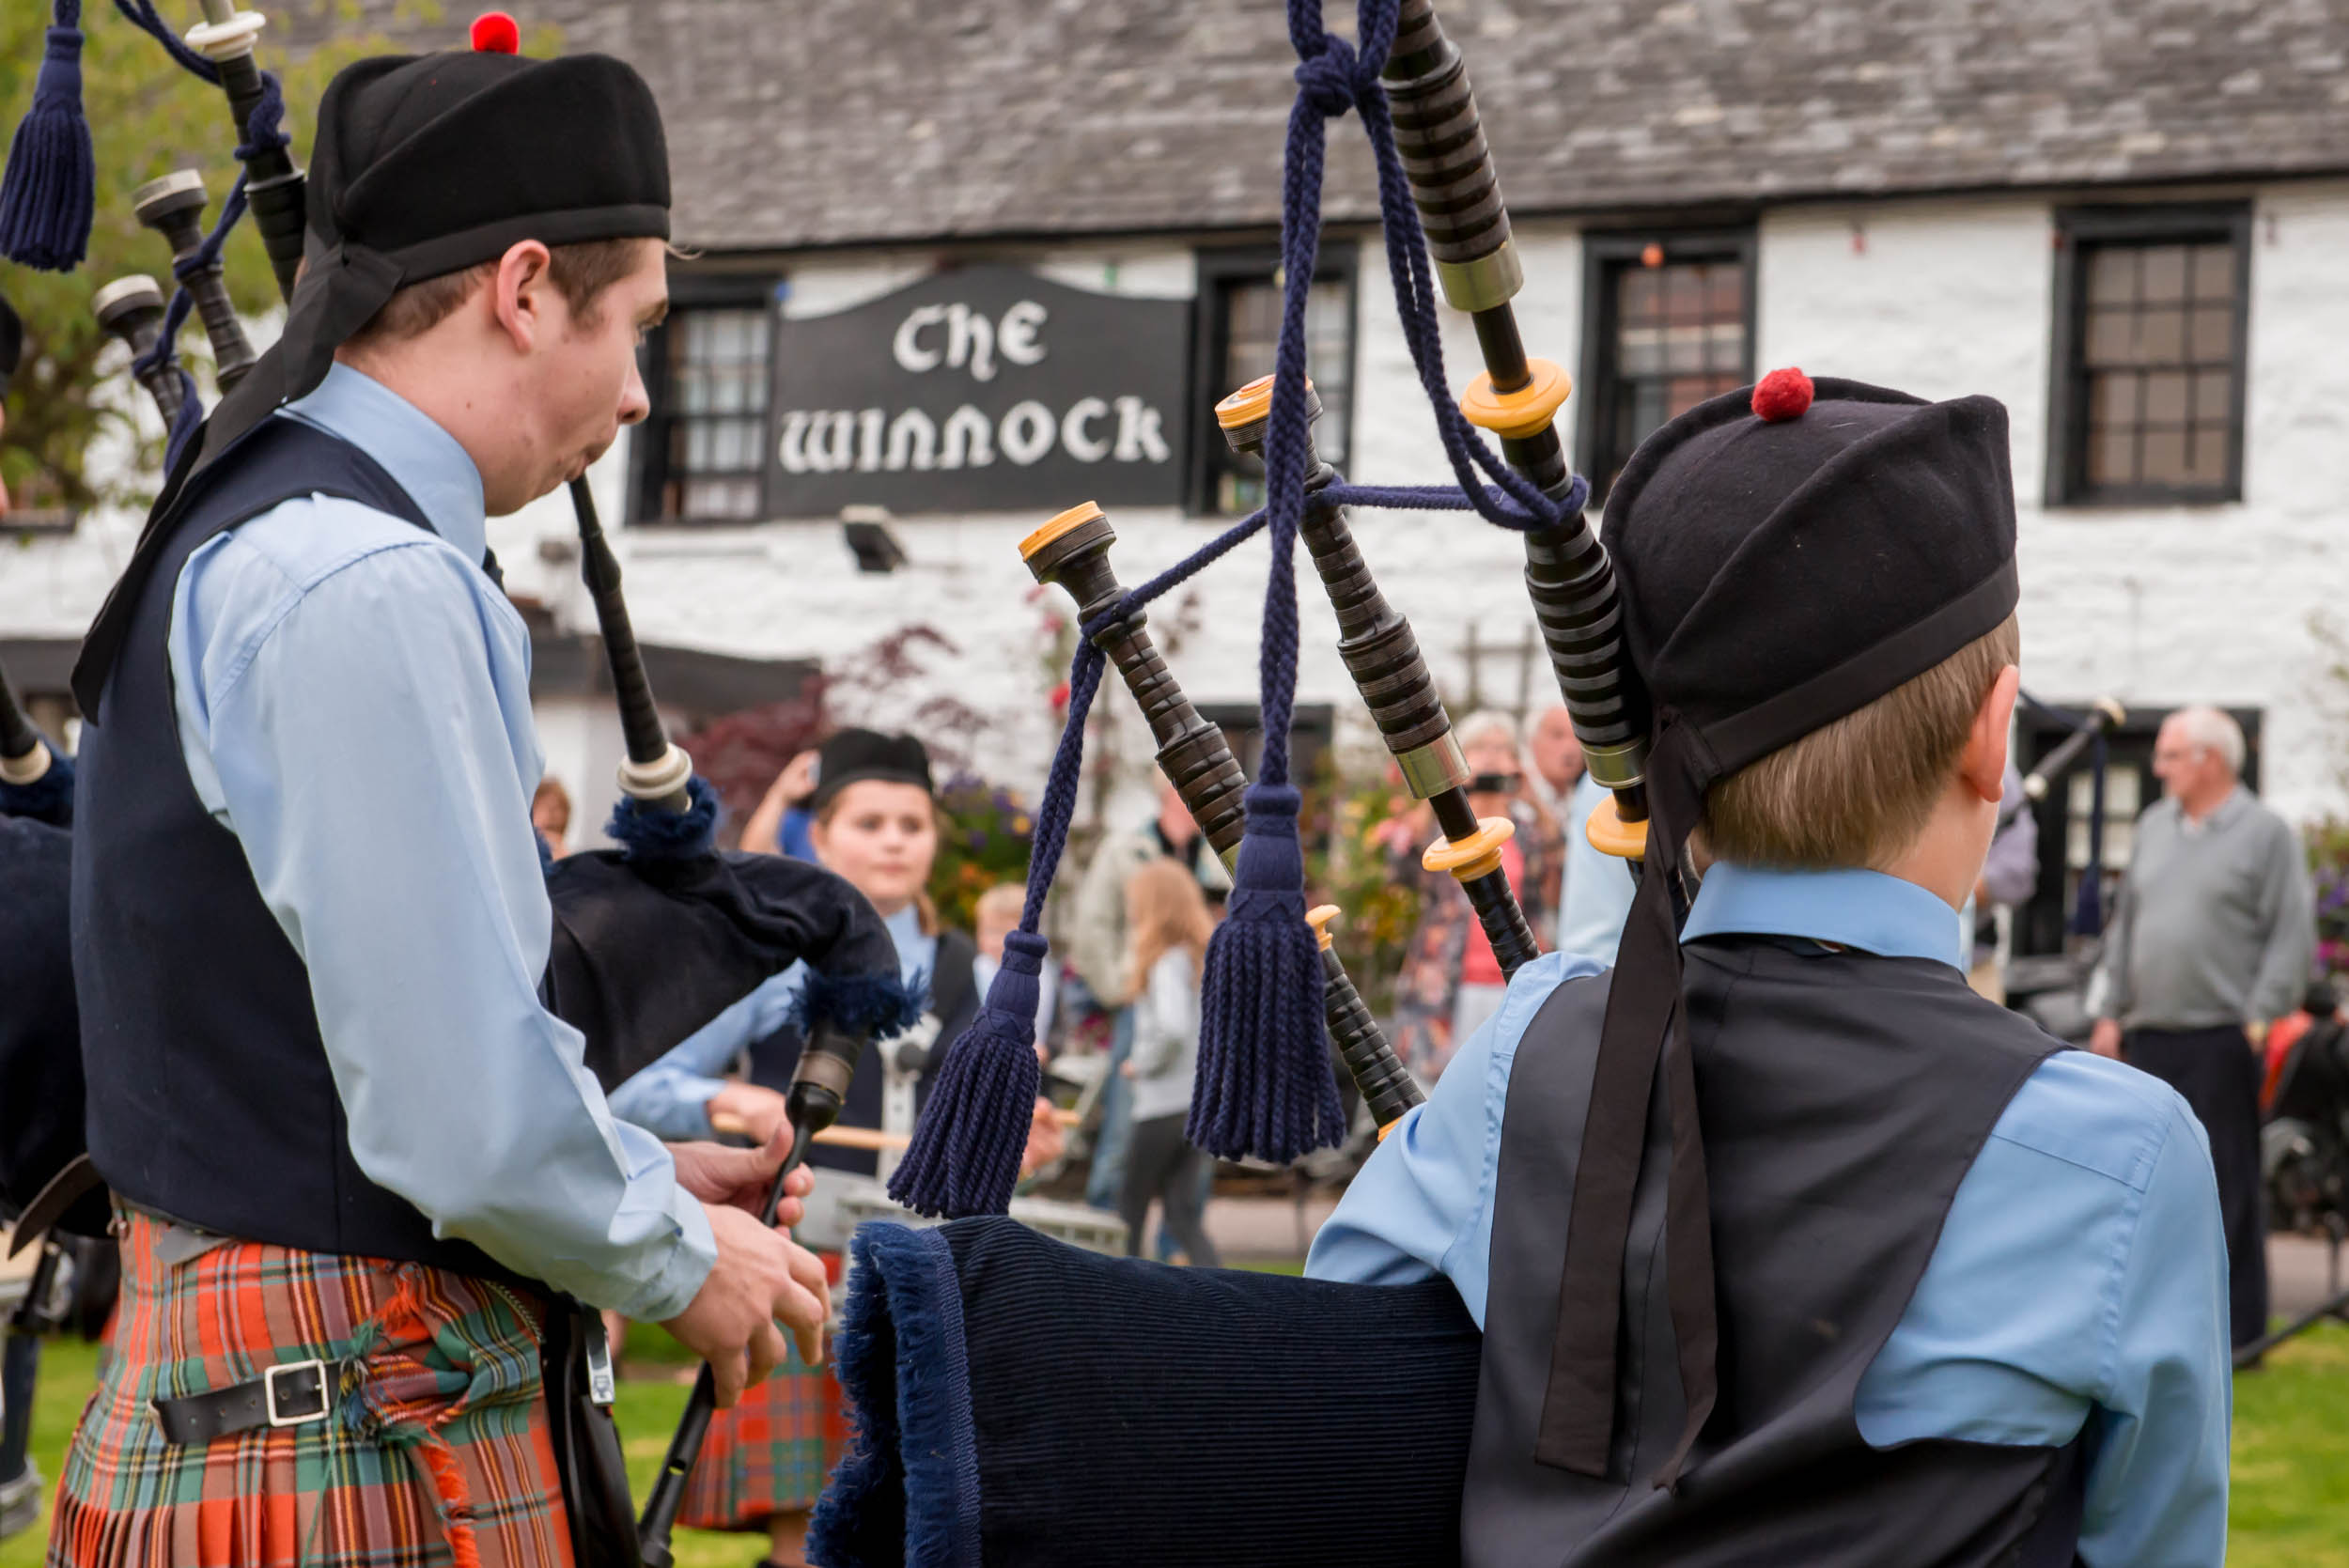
[
  {"x1": 0, "y1": 0, "x2": 95, "y2": 272},
  {"x1": 888, "y1": 930, "x2": 1046, "y2": 1218},
  {"x1": 603, "y1": 773, "x2": 720, "y2": 862},
  {"x1": 0, "y1": 747, "x2": 74, "y2": 830},
  {"x1": 1189, "y1": 784, "x2": 1344, "y2": 1162},
  {"x1": 1181, "y1": 46, "x2": 1356, "y2": 1167},
  {"x1": 795, "y1": 966, "x2": 926, "y2": 1042}
]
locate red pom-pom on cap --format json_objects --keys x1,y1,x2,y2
[
  {"x1": 1751, "y1": 367, "x2": 1813, "y2": 423},
  {"x1": 471, "y1": 11, "x2": 521, "y2": 53}
]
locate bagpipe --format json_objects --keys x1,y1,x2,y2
[
  {"x1": 813, "y1": 1, "x2": 1667, "y2": 1562},
  {"x1": 1, "y1": 10, "x2": 929, "y2": 1566}
]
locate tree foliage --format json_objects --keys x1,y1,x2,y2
[{"x1": 0, "y1": 3, "x2": 437, "y2": 509}]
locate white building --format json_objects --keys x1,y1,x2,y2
[{"x1": 5, "y1": 0, "x2": 2345, "y2": 952}]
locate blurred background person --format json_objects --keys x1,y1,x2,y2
[
  {"x1": 1380, "y1": 710, "x2": 1559, "y2": 1082},
  {"x1": 1965, "y1": 761, "x2": 2039, "y2": 1001},
  {"x1": 1522, "y1": 703, "x2": 1584, "y2": 821},
  {"x1": 530, "y1": 775, "x2": 572, "y2": 859},
  {"x1": 1068, "y1": 775, "x2": 1227, "y2": 1216},
  {"x1": 1116, "y1": 859, "x2": 1220, "y2": 1266},
  {"x1": 2089, "y1": 706, "x2": 2314, "y2": 1355}
]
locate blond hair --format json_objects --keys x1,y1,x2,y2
[
  {"x1": 1124, "y1": 857, "x2": 1216, "y2": 997},
  {"x1": 974, "y1": 882, "x2": 1026, "y2": 931},
  {"x1": 1700, "y1": 613, "x2": 2019, "y2": 869}
]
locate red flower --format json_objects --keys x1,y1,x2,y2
[{"x1": 1050, "y1": 681, "x2": 1070, "y2": 710}]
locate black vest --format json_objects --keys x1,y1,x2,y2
[
  {"x1": 72, "y1": 416, "x2": 513, "y2": 1281},
  {"x1": 1468, "y1": 937, "x2": 2086, "y2": 1568},
  {"x1": 748, "y1": 926, "x2": 979, "y2": 1178}
]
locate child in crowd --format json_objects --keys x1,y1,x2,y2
[{"x1": 1115, "y1": 858, "x2": 1220, "y2": 1265}]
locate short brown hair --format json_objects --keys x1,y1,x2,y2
[
  {"x1": 1699, "y1": 613, "x2": 2019, "y2": 870},
  {"x1": 346, "y1": 237, "x2": 648, "y2": 347}
]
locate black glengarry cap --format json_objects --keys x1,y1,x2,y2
[
  {"x1": 279, "y1": 35, "x2": 670, "y2": 402},
  {"x1": 812, "y1": 730, "x2": 935, "y2": 814}
]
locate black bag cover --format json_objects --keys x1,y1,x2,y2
[
  {"x1": 545, "y1": 846, "x2": 910, "y2": 1093},
  {"x1": 809, "y1": 1218, "x2": 1481, "y2": 1568},
  {"x1": 0, "y1": 816, "x2": 105, "y2": 1238}
]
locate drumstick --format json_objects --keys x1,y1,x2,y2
[{"x1": 708, "y1": 1109, "x2": 1077, "y2": 1148}]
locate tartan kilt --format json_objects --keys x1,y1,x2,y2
[
  {"x1": 676, "y1": 1251, "x2": 848, "y2": 1530},
  {"x1": 48, "y1": 1208, "x2": 573, "y2": 1568}
]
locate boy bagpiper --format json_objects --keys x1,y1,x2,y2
[
  {"x1": 1311, "y1": 372, "x2": 2232, "y2": 1566},
  {"x1": 54, "y1": 33, "x2": 829, "y2": 1568}
]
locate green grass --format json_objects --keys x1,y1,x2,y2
[
  {"x1": 2229, "y1": 1324, "x2": 2349, "y2": 1568},
  {"x1": 8, "y1": 1323, "x2": 2347, "y2": 1565}
]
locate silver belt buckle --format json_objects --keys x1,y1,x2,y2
[
  {"x1": 583, "y1": 1321, "x2": 617, "y2": 1406},
  {"x1": 264, "y1": 1358, "x2": 333, "y2": 1427}
]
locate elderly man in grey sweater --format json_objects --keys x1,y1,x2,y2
[{"x1": 2089, "y1": 706, "x2": 2314, "y2": 1351}]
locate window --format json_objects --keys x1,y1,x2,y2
[
  {"x1": 1191, "y1": 247, "x2": 1358, "y2": 515},
  {"x1": 632, "y1": 278, "x2": 780, "y2": 523},
  {"x1": 1578, "y1": 231, "x2": 1754, "y2": 504},
  {"x1": 2048, "y1": 206, "x2": 2249, "y2": 506}
]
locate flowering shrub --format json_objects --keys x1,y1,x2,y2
[
  {"x1": 931, "y1": 772, "x2": 1037, "y2": 933},
  {"x1": 1305, "y1": 750, "x2": 1425, "y2": 998},
  {"x1": 2310, "y1": 818, "x2": 2349, "y2": 981}
]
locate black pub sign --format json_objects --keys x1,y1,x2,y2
[{"x1": 768, "y1": 264, "x2": 1192, "y2": 518}]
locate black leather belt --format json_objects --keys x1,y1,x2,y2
[{"x1": 150, "y1": 1358, "x2": 344, "y2": 1444}]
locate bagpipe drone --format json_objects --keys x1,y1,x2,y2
[
  {"x1": 0, "y1": 9, "x2": 925, "y2": 1566},
  {"x1": 813, "y1": 1, "x2": 1672, "y2": 1562}
]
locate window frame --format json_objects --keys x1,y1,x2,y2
[
  {"x1": 2045, "y1": 203, "x2": 2252, "y2": 509},
  {"x1": 1188, "y1": 242, "x2": 1361, "y2": 517},
  {"x1": 629, "y1": 272, "x2": 785, "y2": 527},
  {"x1": 1575, "y1": 226, "x2": 1758, "y2": 506}
]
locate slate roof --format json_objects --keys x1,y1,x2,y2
[{"x1": 304, "y1": 0, "x2": 2349, "y2": 252}]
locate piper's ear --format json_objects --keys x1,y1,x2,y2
[
  {"x1": 1962, "y1": 665, "x2": 2021, "y2": 804},
  {"x1": 489, "y1": 239, "x2": 555, "y2": 353}
]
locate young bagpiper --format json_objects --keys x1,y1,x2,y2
[
  {"x1": 1310, "y1": 373, "x2": 2232, "y2": 1566},
  {"x1": 54, "y1": 38, "x2": 829, "y2": 1568}
]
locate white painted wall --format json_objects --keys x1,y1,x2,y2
[
  {"x1": 10, "y1": 194, "x2": 2346, "y2": 829},
  {"x1": 1760, "y1": 188, "x2": 2349, "y2": 823}
]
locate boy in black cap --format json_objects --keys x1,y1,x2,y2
[
  {"x1": 1312, "y1": 371, "x2": 2232, "y2": 1566},
  {"x1": 55, "y1": 26, "x2": 826, "y2": 1568}
]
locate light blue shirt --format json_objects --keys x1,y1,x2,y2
[
  {"x1": 1309, "y1": 862, "x2": 2231, "y2": 1568},
  {"x1": 1553, "y1": 771, "x2": 1636, "y2": 965},
  {"x1": 165, "y1": 364, "x2": 713, "y2": 1322},
  {"x1": 611, "y1": 902, "x2": 937, "y2": 1141}
]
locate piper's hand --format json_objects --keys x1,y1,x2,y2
[
  {"x1": 669, "y1": 1125, "x2": 815, "y2": 1227},
  {"x1": 2089, "y1": 1018, "x2": 2124, "y2": 1060},
  {"x1": 662, "y1": 1204, "x2": 830, "y2": 1406}
]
